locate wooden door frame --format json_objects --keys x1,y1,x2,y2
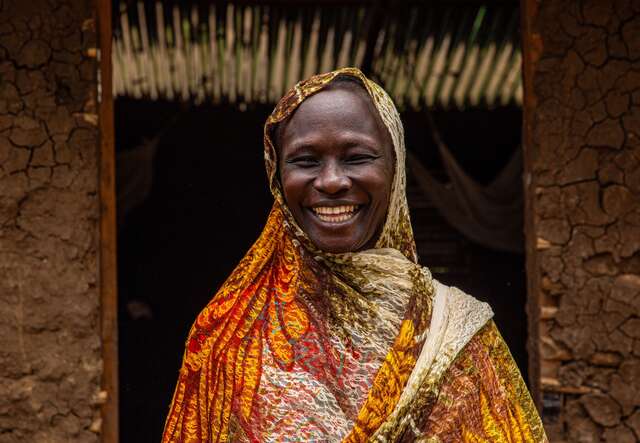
[
  {"x1": 520, "y1": 0, "x2": 542, "y2": 410},
  {"x1": 98, "y1": 0, "x2": 119, "y2": 440},
  {"x1": 96, "y1": 2, "x2": 543, "y2": 440}
]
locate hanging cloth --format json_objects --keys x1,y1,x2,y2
[{"x1": 408, "y1": 113, "x2": 524, "y2": 253}]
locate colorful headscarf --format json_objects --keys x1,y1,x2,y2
[{"x1": 162, "y1": 68, "x2": 435, "y2": 442}]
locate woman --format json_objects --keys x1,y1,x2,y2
[{"x1": 162, "y1": 68, "x2": 546, "y2": 442}]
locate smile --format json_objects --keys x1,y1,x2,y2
[{"x1": 310, "y1": 205, "x2": 361, "y2": 223}]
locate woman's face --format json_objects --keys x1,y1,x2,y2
[{"x1": 278, "y1": 85, "x2": 394, "y2": 253}]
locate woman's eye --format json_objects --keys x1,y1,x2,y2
[
  {"x1": 288, "y1": 156, "x2": 319, "y2": 167},
  {"x1": 346, "y1": 154, "x2": 377, "y2": 164}
]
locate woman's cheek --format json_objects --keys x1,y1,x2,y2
[
  {"x1": 355, "y1": 164, "x2": 392, "y2": 188},
  {"x1": 282, "y1": 170, "x2": 313, "y2": 203}
]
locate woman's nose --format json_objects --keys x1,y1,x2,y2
[{"x1": 313, "y1": 161, "x2": 351, "y2": 195}]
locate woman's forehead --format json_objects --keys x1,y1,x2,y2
[
  {"x1": 277, "y1": 84, "x2": 391, "y2": 149},
  {"x1": 288, "y1": 89, "x2": 380, "y2": 129}
]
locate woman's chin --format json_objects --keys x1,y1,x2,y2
[{"x1": 308, "y1": 233, "x2": 370, "y2": 254}]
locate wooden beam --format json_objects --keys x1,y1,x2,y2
[
  {"x1": 520, "y1": 0, "x2": 542, "y2": 411},
  {"x1": 98, "y1": 0, "x2": 119, "y2": 440}
]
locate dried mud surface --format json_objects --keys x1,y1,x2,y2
[
  {"x1": 0, "y1": 0, "x2": 102, "y2": 441},
  {"x1": 529, "y1": 0, "x2": 640, "y2": 441}
]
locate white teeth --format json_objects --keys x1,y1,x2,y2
[
  {"x1": 312, "y1": 205, "x2": 357, "y2": 215},
  {"x1": 311, "y1": 205, "x2": 359, "y2": 223}
]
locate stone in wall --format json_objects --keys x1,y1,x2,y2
[
  {"x1": 0, "y1": 0, "x2": 102, "y2": 441},
  {"x1": 526, "y1": 0, "x2": 640, "y2": 441}
]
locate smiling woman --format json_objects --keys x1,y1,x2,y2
[
  {"x1": 161, "y1": 68, "x2": 546, "y2": 442},
  {"x1": 278, "y1": 78, "x2": 394, "y2": 253}
]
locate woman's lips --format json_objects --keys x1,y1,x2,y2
[{"x1": 309, "y1": 205, "x2": 361, "y2": 223}]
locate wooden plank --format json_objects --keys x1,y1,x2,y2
[
  {"x1": 520, "y1": 0, "x2": 542, "y2": 411},
  {"x1": 98, "y1": 0, "x2": 119, "y2": 440}
]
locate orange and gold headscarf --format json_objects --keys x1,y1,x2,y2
[{"x1": 162, "y1": 68, "x2": 434, "y2": 442}]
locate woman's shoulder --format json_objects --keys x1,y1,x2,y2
[
  {"x1": 430, "y1": 277, "x2": 494, "y2": 331},
  {"x1": 417, "y1": 277, "x2": 494, "y2": 380}
]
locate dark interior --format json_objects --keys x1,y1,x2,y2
[{"x1": 115, "y1": 98, "x2": 525, "y2": 441}]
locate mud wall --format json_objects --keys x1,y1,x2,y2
[
  {"x1": 523, "y1": 0, "x2": 640, "y2": 441},
  {"x1": 0, "y1": 0, "x2": 103, "y2": 441}
]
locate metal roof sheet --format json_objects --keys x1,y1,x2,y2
[{"x1": 113, "y1": 1, "x2": 522, "y2": 109}]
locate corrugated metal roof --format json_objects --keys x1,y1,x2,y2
[{"x1": 113, "y1": 1, "x2": 521, "y2": 109}]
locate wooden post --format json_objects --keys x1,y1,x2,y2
[
  {"x1": 98, "y1": 0, "x2": 119, "y2": 440},
  {"x1": 520, "y1": 0, "x2": 542, "y2": 411}
]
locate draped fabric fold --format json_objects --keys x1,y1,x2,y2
[
  {"x1": 407, "y1": 113, "x2": 524, "y2": 253},
  {"x1": 161, "y1": 68, "x2": 546, "y2": 442}
]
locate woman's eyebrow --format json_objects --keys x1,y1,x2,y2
[
  {"x1": 343, "y1": 140, "x2": 379, "y2": 151},
  {"x1": 283, "y1": 133, "x2": 382, "y2": 156},
  {"x1": 283, "y1": 143, "x2": 317, "y2": 158},
  {"x1": 339, "y1": 139, "x2": 386, "y2": 156}
]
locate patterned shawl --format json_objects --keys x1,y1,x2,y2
[{"x1": 162, "y1": 68, "x2": 546, "y2": 443}]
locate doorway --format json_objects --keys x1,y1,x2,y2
[
  {"x1": 107, "y1": 1, "x2": 529, "y2": 440},
  {"x1": 114, "y1": 99, "x2": 527, "y2": 441}
]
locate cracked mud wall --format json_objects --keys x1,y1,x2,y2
[
  {"x1": 0, "y1": 0, "x2": 103, "y2": 441},
  {"x1": 524, "y1": 0, "x2": 640, "y2": 441}
]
